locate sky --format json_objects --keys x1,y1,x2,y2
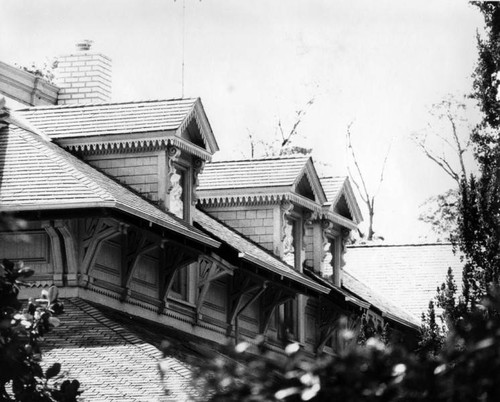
[{"x1": 0, "y1": 0, "x2": 485, "y2": 242}]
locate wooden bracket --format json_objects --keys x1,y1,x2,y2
[
  {"x1": 54, "y1": 220, "x2": 79, "y2": 287},
  {"x1": 158, "y1": 242, "x2": 197, "y2": 313},
  {"x1": 42, "y1": 222, "x2": 64, "y2": 287},
  {"x1": 81, "y1": 218, "x2": 119, "y2": 281},
  {"x1": 226, "y1": 275, "x2": 267, "y2": 337},
  {"x1": 259, "y1": 287, "x2": 293, "y2": 335},
  {"x1": 196, "y1": 256, "x2": 233, "y2": 321},
  {"x1": 120, "y1": 229, "x2": 158, "y2": 301}
]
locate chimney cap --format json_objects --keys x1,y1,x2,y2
[{"x1": 76, "y1": 39, "x2": 93, "y2": 51}]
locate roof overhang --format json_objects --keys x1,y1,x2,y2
[
  {"x1": 0, "y1": 202, "x2": 220, "y2": 249},
  {"x1": 57, "y1": 131, "x2": 213, "y2": 161}
]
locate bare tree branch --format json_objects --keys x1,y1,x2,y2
[
  {"x1": 280, "y1": 97, "x2": 315, "y2": 150},
  {"x1": 374, "y1": 139, "x2": 392, "y2": 198}
]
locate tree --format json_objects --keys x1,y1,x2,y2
[
  {"x1": 420, "y1": 1, "x2": 500, "y2": 349},
  {"x1": 414, "y1": 95, "x2": 478, "y2": 241},
  {"x1": 0, "y1": 258, "x2": 81, "y2": 401},
  {"x1": 245, "y1": 98, "x2": 315, "y2": 158},
  {"x1": 346, "y1": 123, "x2": 391, "y2": 242},
  {"x1": 418, "y1": 189, "x2": 459, "y2": 242}
]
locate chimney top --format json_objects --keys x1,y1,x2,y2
[{"x1": 76, "y1": 40, "x2": 93, "y2": 52}]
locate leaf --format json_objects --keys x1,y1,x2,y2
[
  {"x1": 47, "y1": 286, "x2": 59, "y2": 303},
  {"x1": 46, "y1": 363, "x2": 61, "y2": 379},
  {"x1": 17, "y1": 267, "x2": 34, "y2": 278},
  {"x1": 48, "y1": 316, "x2": 61, "y2": 328}
]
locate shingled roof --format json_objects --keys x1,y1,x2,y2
[
  {"x1": 342, "y1": 271, "x2": 421, "y2": 328},
  {"x1": 41, "y1": 298, "x2": 200, "y2": 401},
  {"x1": 345, "y1": 243, "x2": 464, "y2": 320},
  {"x1": 0, "y1": 113, "x2": 219, "y2": 248},
  {"x1": 319, "y1": 176, "x2": 363, "y2": 225},
  {"x1": 17, "y1": 98, "x2": 219, "y2": 157},
  {"x1": 319, "y1": 176, "x2": 346, "y2": 205},
  {"x1": 197, "y1": 156, "x2": 327, "y2": 212},
  {"x1": 194, "y1": 209, "x2": 329, "y2": 294},
  {"x1": 199, "y1": 156, "x2": 310, "y2": 190}
]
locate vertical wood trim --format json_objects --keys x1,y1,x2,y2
[
  {"x1": 55, "y1": 220, "x2": 79, "y2": 287},
  {"x1": 157, "y1": 150, "x2": 167, "y2": 210},
  {"x1": 42, "y1": 222, "x2": 64, "y2": 286}
]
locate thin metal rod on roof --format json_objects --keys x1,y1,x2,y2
[{"x1": 181, "y1": 0, "x2": 186, "y2": 98}]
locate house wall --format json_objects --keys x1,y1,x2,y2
[
  {"x1": 0, "y1": 227, "x2": 53, "y2": 281},
  {"x1": 202, "y1": 205, "x2": 280, "y2": 253},
  {"x1": 84, "y1": 153, "x2": 160, "y2": 202}
]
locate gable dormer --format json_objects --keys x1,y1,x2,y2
[{"x1": 17, "y1": 98, "x2": 219, "y2": 224}]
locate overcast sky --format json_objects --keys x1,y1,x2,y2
[{"x1": 0, "y1": 0, "x2": 485, "y2": 242}]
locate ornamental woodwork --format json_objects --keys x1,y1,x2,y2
[
  {"x1": 120, "y1": 229, "x2": 158, "y2": 301},
  {"x1": 81, "y1": 218, "x2": 119, "y2": 284},
  {"x1": 166, "y1": 145, "x2": 181, "y2": 195},
  {"x1": 157, "y1": 241, "x2": 198, "y2": 313},
  {"x1": 226, "y1": 272, "x2": 266, "y2": 336},
  {"x1": 196, "y1": 256, "x2": 233, "y2": 321},
  {"x1": 192, "y1": 158, "x2": 205, "y2": 205}
]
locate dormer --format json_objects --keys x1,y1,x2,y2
[
  {"x1": 318, "y1": 176, "x2": 363, "y2": 286},
  {"x1": 197, "y1": 156, "x2": 326, "y2": 267},
  {"x1": 17, "y1": 98, "x2": 219, "y2": 223}
]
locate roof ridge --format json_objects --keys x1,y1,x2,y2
[
  {"x1": 209, "y1": 155, "x2": 310, "y2": 164},
  {"x1": 16, "y1": 97, "x2": 199, "y2": 111},
  {"x1": 320, "y1": 175, "x2": 348, "y2": 180}
]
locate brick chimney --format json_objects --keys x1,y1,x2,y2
[{"x1": 55, "y1": 40, "x2": 112, "y2": 105}]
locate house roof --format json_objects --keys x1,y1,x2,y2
[
  {"x1": 344, "y1": 243, "x2": 464, "y2": 320},
  {"x1": 0, "y1": 113, "x2": 220, "y2": 248},
  {"x1": 197, "y1": 156, "x2": 327, "y2": 212},
  {"x1": 342, "y1": 271, "x2": 421, "y2": 329},
  {"x1": 17, "y1": 98, "x2": 219, "y2": 158},
  {"x1": 41, "y1": 298, "x2": 200, "y2": 401},
  {"x1": 194, "y1": 209, "x2": 329, "y2": 295},
  {"x1": 319, "y1": 176, "x2": 346, "y2": 204},
  {"x1": 320, "y1": 176, "x2": 363, "y2": 226},
  {"x1": 199, "y1": 156, "x2": 310, "y2": 190}
]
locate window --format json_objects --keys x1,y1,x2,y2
[{"x1": 170, "y1": 266, "x2": 188, "y2": 301}]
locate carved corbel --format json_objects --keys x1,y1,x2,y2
[
  {"x1": 340, "y1": 228, "x2": 351, "y2": 269},
  {"x1": 166, "y1": 145, "x2": 181, "y2": 195},
  {"x1": 280, "y1": 200, "x2": 294, "y2": 241},
  {"x1": 192, "y1": 158, "x2": 205, "y2": 205}
]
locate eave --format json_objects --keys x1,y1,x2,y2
[{"x1": 57, "y1": 131, "x2": 213, "y2": 161}]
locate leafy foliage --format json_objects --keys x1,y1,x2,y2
[
  {"x1": 16, "y1": 60, "x2": 59, "y2": 85},
  {"x1": 418, "y1": 189, "x2": 459, "y2": 242},
  {"x1": 159, "y1": 290, "x2": 500, "y2": 401},
  {"x1": 0, "y1": 259, "x2": 81, "y2": 401}
]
